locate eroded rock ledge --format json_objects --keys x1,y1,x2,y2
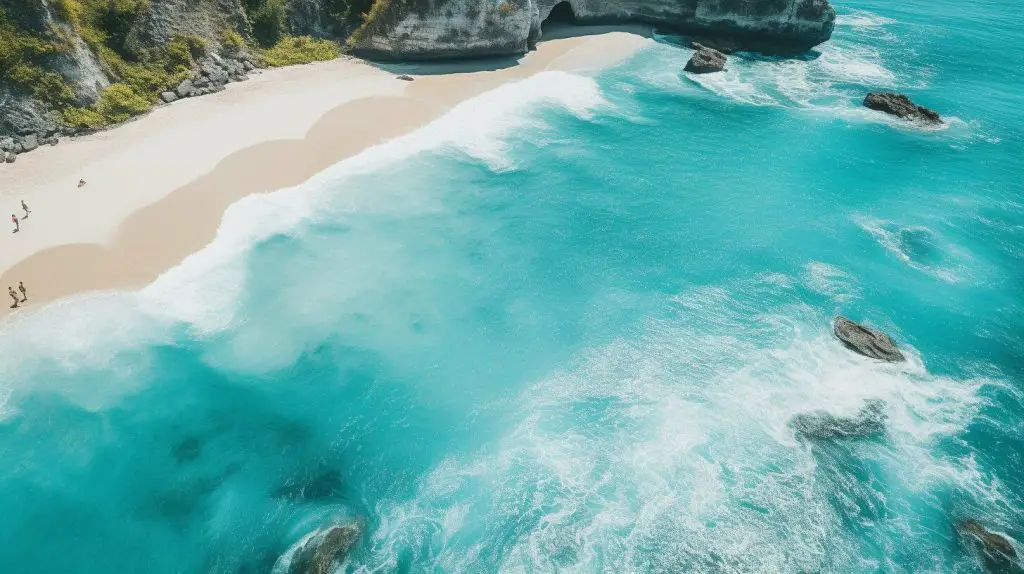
[{"x1": 349, "y1": 0, "x2": 836, "y2": 61}]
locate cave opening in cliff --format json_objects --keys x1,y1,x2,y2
[{"x1": 542, "y1": 1, "x2": 578, "y2": 34}]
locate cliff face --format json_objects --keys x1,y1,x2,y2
[
  {"x1": 0, "y1": 0, "x2": 351, "y2": 149},
  {"x1": 349, "y1": 0, "x2": 835, "y2": 60},
  {"x1": 1, "y1": 0, "x2": 834, "y2": 153}
]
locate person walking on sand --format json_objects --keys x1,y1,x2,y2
[
  {"x1": 8, "y1": 287, "x2": 19, "y2": 308},
  {"x1": 20, "y1": 200, "x2": 29, "y2": 219},
  {"x1": 11, "y1": 214, "x2": 18, "y2": 233},
  {"x1": 18, "y1": 281, "x2": 26, "y2": 302}
]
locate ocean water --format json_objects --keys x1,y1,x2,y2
[{"x1": 2, "y1": 0, "x2": 1022, "y2": 571}]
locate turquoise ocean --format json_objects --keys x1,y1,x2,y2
[{"x1": 1, "y1": 0, "x2": 1022, "y2": 571}]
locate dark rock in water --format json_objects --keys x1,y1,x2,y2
[
  {"x1": 19, "y1": 134, "x2": 39, "y2": 153},
  {"x1": 159, "y1": 91, "x2": 178, "y2": 104},
  {"x1": 685, "y1": 42, "x2": 727, "y2": 74},
  {"x1": 834, "y1": 317, "x2": 905, "y2": 362},
  {"x1": 898, "y1": 226, "x2": 940, "y2": 266},
  {"x1": 288, "y1": 522, "x2": 362, "y2": 574},
  {"x1": 790, "y1": 398, "x2": 887, "y2": 440},
  {"x1": 172, "y1": 437, "x2": 201, "y2": 462},
  {"x1": 273, "y1": 468, "x2": 343, "y2": 501},
  {"x1": 863, "y1": 92, "x2": 942, "y2": 125},
  {"x1": 396, "y1": 74, "x2": 414, "y2": 81},
  {"x1": 958, "y1": 520, "x2": 1022, "y2": 573}
]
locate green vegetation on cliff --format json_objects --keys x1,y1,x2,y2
[
  {"x1": 260, "y1": 35, "x2": 339, "y2": 66},
  {"x1": 0, "y1": 7, "x2": 75, "y2": 106},
  {"x1": 2, "y1": 0, "x2": 353, "y2": 134}
]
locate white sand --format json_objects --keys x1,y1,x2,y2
[{"x1": 0, "y1": 27, "x2": 653, "y2": 316}]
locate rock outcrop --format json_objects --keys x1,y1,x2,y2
[
  {"x1": 685, "y1": 42, "x2": 727, "y2": 73},
  {"x1": 790, "y1": 398, "x2": 887, "y2": 440},
  {"x1": 957, "y1": 520, "x2": 1022, "y2": 573},
  {"x1": 863, "y1": 92, "x2": 942, "y2": 125},
  {"x1": 834, "y1": 317, "x2": 905, "y2": 362},
  {"x1": 287, "y1": 522, "x2": 362, "y2": 574},
  {"x1": 350, "y1": 0, "x2": 836, "y2": 60}
]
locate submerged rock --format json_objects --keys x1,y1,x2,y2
[
  {"x1": 397, "y1": 74, "x2": 414, "y2": 81},
  {"x1": 171, "y1": 436, "x2": 201, "y2": 463},
  {"x1": 684, "y1": 43, "x2": 727, "y2": 74},
  {"x1": 288, "y1": 522, "x2": 362, "y2": 574},
  {"x1": 273, "y1": 468, "x2": 343, "y2": 501},
  {"x1": 863, "y1": 92, "x2": 942, "y2": 125},
  {"x1": 833, "y1": 317, "x2": 905, "y2": 362},
  {"x1": 958, "y1": 520, "x2": 1021, "y2": 573},
  {"x1": 790, "y1": 398, "x2": 887, "y2": 440}
]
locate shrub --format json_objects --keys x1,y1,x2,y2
[
  {"x1": 251, "y1": 0, "x2": 287, "y2": 48},
  {"x1": 220, "y1": 28, "x2": 245, "y2": 53},
  {"x1": 261, "y1": 36, "x2": 340, "y2": 67},
  {"x1": 0, "y1": 8, "x2": 75, "y2": 104},
  {"x1": 498, "y1": 1, "x2": 515, "y2": 16},
  {"x1": 62, "y1": 105, "x2": 104, "y2": 129},
  {"x1": 95, "y1": 82, "x2": 151, "y2": 123},
  {"x1": 166, "y1": 34, "x2": 206, "y2": 70}
]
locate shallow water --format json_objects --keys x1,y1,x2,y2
[{"x1": 1, "y1": 0, "x2": 1022, "y2": 571}]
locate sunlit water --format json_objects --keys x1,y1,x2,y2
[{"x1": 1, "y1": 0, "x2": 1021, "y2": 571}]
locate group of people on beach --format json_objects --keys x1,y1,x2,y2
[
  {"x1": 6, "y1": 179, "x2": 85, "y2": 311},
  {"x1": 11, "y1": 199, "x2": 29, "y2": 233},
  {"x1": 8, "y1": 199, "x2": 30, "y2": 309},
  {"x1": 8, "y1": 282, "x2": 26, "y2": 308}
]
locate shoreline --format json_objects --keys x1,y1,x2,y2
[{"x1": 0, "y1": 26, "x2": 653, "y2": 320}]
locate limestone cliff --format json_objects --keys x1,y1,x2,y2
[
  {"x1": 1, "y1": 0, "x2": 834, "y2": 155},
  {"x1": 349, "y1": 0, "x2": 836, "y2": 59}
]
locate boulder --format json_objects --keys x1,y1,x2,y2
[
  {"x1": 833, "y1": 317, "x2": 905, "y2": 362},
  {"x1": 4, "y1": 152, "x2": 15, "y2": 164},
  {"x1": 957, "y1": 520, "x2": 1021, "y2": 573},
  {"x1": 176, "y1": 79, "x2": 196, "y2": 98},
  {"x1": 208, "y1": 68, "x2": 230, "y2": 86},
  {"x1": 863, "y1": 92, "x2": 942, "y2": 125},
  {"x1": 160, "y1": 91, "x2": 178, "y2": 103},
  {"x1": 684, "y1": 43, "x2": 727, "y2": 74},
  {"x1": 193, "y1": 75, "x2": 210, "y2": 88},
  {"x1": 0, "y1": 137, "x2": 13, "y2": 152},
  {"x1": 790, "y1": 399, "x2": 887, "y2": 440},
  {"x1": 19, "y1": 134, "x2": 39, "y2": 153},
  {"x1": 288, "y1": 522, "x2": 362, "y2": 574}
]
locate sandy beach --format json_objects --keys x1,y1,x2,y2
[{"x1": 0, "y1": 26, "x2": 652, "y2": 318}]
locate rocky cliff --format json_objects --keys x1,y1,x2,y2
[
  {"x1": 1, "y1": 0, "x2": 833, "y2": 156},
  {"x1": 0, "y1": 0, "x2": 355, "y2": 151},
  {"x1": 349, "y1": 0, "x2": 835, "y2": 60}
]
